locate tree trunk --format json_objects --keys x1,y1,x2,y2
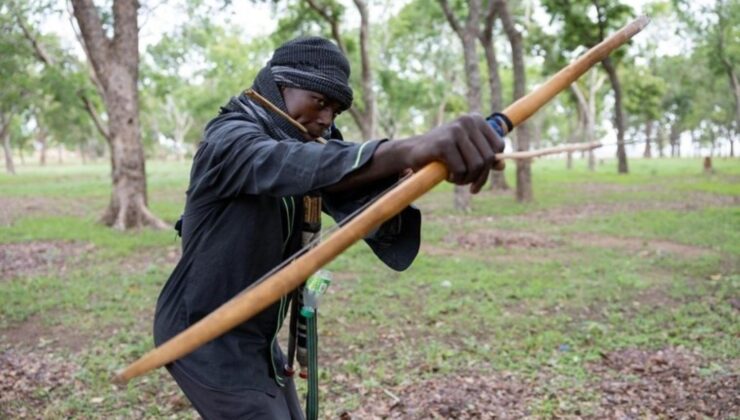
[
  {"x1": 479, "y1": 6, "x2": 502, "y2": 112},
  {"x1": 586, "y1": 70, "x2": 604, "y2": 171},
  {"x1": 489, "y1": 171, "x2": 509, "y2": 190},
  {"x1": 455, "y1": 32, "x2": 480, "y2": 210},
  {"x1": 569, "y1": 89, "x2": 585, "y2": 170},
  {"x1": 479, "y1": 5, "x2": 509, "y2": 192},
  {"x1": 57, "y1": 144, "x2": 64, "y2": 164},
  {"x1": 669, "y1": 123, "x2": 680, "y2": 157},
  {"x1": 72, "y1": 0, "x2": 166, "y2": 230},
  {"x1": 1, "y1": 117, "x2": 16, "y2": 175},
  {"x1": 165, "y1": 95, "x2": 193, "y2": 161},
  {"x1": 656, "y1": 123, "x2": 665, "y2": 158},
  {"x1": 79, "y1": 142, "x2": 87, "y2": 164},
  {"x1": 460, "y1": 37, "x2": 483, "y2": 115},
  {"x1": 353, "y1": 0, "x2": 375, "y2": 139},
  {"x1": 570, "y1": 82, "x2": 595, "y2": 171},
  {"x1": 601, "y1": 57, "x2": 628, "y2": 173},
  {"x1": 304, "y1": 0, "x2": 376, "y2": 140},
  {"x1": 730, "y1": 138, "x2": 735, "y2": 158},
  {"x1": 643, "y1": 120, "x2": 653, "y2": 158},
  {"x1": 38, "y1": 128, "x2": 48, "y2": 166},
  {"x1": 588, "y1": 149, "x2": 596, "y2": 170},
  {"x1": 497, "y1": 0, "x2": 531, "y2": 202},
  {"x1": 438, "y1": 0, "x2": 483, "y2": 211}
]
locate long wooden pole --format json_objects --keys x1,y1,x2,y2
[{"x1": 113, "y1": 16, "x2": 649, "y2": 384}]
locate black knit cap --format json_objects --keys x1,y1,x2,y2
[{"x1": 269, "y1": 36, "x2": 353, "y2": 111}]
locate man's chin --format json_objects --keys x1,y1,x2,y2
[{"x1": 307, "y1": 129, "x2": 327, "y2": 139}]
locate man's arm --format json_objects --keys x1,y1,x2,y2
[{"x1": 326, "y1": 114, "x2": 504, "y2": 194}]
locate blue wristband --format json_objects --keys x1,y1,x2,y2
[{"x1": 486, "y1": 112, "x2": 513, "y2": 137}]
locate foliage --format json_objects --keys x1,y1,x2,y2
[
  {"x1": 3, "y1": 0, "x2": 736, "y2": 161},
  {"x1": 142, "y1": 18, "x2": 274, "y2": 150}
]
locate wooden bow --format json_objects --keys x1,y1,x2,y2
[{"x1": 113, "y1": 16, "x2": 649, "y2": 384}]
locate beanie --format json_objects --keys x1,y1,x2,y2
[{"x1": 270, "y1": 36, "x2": 353, "y2": 111}]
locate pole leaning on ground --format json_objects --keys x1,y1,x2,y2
[{"x1": 113, "y1": 16, "x2": 650, "y2": 384}]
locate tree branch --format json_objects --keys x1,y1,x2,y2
[
  {"x1": 80, "y1": 93, "x2": 111, "y2": 141},
  {"x1": 437, "y1": 0, "x2": 462, "y2": 36},
  {"x1": 16, "y1": 5, "x2": 110, "y2": 143},
  {"x1": 304, "y1": 0, "x2": 347, "y2": 54},
  {"x1": 481, "y1": 0, "x2": 498, "y2": 39},
  {"x1": 65, "y1": 0, "x2": 106, "y2": 100},
  {"x1": 70, "y1": 0, "x2": 112, "y2": 87},
  {"x1": 15, "y1": 14, "x2": 54, "y2": 65}
]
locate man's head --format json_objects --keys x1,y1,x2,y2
[{"x1": 268, "y1": 36, "x2": 352, "y2": 138}]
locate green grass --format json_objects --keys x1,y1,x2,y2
[{"x1": 1, "y1": 157, "x2": 738, "y2": 418}]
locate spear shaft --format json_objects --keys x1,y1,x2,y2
[{"x1": 113, "y1": 16, "x2": 649, "y2": 384}]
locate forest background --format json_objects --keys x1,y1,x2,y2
[{"x1": 0, "y1": 0, "x2": 738, "y2": 418}]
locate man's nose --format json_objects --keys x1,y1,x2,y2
[{"x1": 317, "y1": 107, "x2": 334, "y2": 125}]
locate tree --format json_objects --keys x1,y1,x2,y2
[
  {"x1": 295, "y1": 0, "x2": 377, "y2": 140},
  {"x1": 143, "y1": 17, "x2": 273, "y2": 157},
  {"x1": 673, "y1": 0, "x2": 739, "y2": 154},
  {"x1": 437, "y1": 0, "x2": 484, "y2": 211},
  {"x1": 70, "y1": 0, "x2": 167, "y2": 229},
  {"x1": 570, "y1": 69, "x2": 606, "y2": 168},
  {"x1": 0, "y1": 6, "x2": 39, "y2": 174},
  {"x1": 624, "y1": 64, "x2": 666, "y2": 158},
  {"x1": 543, "y1": 0, "x2": 634, "y2": 173},
  {"x1": 495, "y1": 0, "x2": 533, "y2": 201},
  {"x1": 478, "y1": 0, "x2": 509, "y2": 190},
  {"x1": 382, "y1": 0, "x2": 466, "y2": 137}
]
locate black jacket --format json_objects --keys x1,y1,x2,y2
[{"x1": 153, "y1": 77, "x2": 420, "y2": 396}]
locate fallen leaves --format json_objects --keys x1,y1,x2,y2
[
  {"x1": 0, "y1": 350, "x2": 79, "y2": 419},
  {"x1": 590, "y1": 347, "x2": 739, "y2": 419},
  {"x1": 337, "y1": 347, "x2": 738, "y2": 419},
  {"x1": 0, "y1": 241, "x2": 95, "y2": 281},
  {"x1": 343, "y1": 371, "x2": 538, "y2": 419},
  {"x1": 453, "y1": 230, "x2": 558, "y2": 250}
]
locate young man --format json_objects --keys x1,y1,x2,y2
[{"x1": 153, "y1": 36, "x2": 504, "y2": 419}]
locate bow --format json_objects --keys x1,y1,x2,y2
[{"x1": 113, "y1": 15, "x2": 650, "y2": 384}]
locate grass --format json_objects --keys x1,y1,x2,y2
[{"x1": 0, "y1": 157, "x2": 738, "y2": 418}]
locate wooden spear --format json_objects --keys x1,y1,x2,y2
[{"x1": 113, "y1": 16, "x2": 649, "y2": 384}]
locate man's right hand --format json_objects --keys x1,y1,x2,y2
[{"x1": 402, "y1": 114, "x2": 505, "y2": 194}]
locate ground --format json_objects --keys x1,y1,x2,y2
[{"x1": 0, "y1": 158, "x2": 738, "y2": 419}]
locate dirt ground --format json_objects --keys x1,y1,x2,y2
[
  {"x1": 0, "y1": 240, "x2": 96, "y2": 281},
  {"x1": 1, "y1": 182, "x2": 737, "y2": 418},
  {"x1": 0, "y1": 197, "x2": 95, "y2": 227},
  {"x1": 341, "y1": 348, "x2": 738, "y2": 419}
]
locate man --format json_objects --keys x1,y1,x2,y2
[{"x1": 153, "y1": 36, "x2": 504, "y2": 419}]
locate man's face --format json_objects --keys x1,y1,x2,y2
[{"x1": 281, "y1": 87, "x2": 343, "y2": 139}]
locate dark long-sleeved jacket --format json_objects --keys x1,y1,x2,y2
[{"x1": 153, "y1": 89, "x2": 420, "y2": 396}]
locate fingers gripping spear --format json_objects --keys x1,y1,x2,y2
[{"x1": 113, "y1": 16, "x2": 650, "y2": 385}]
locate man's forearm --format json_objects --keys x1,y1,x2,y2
[{"x1": 324, "y1": 140, "x2": 414, "y2": 194}]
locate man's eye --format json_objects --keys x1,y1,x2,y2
[{"x1": 315, "y1": 98, "x2": 326, "y2": 108}]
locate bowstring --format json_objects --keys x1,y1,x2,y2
[{"x1": 238, "y1": 170, "x2": 414, "y2": 294}]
